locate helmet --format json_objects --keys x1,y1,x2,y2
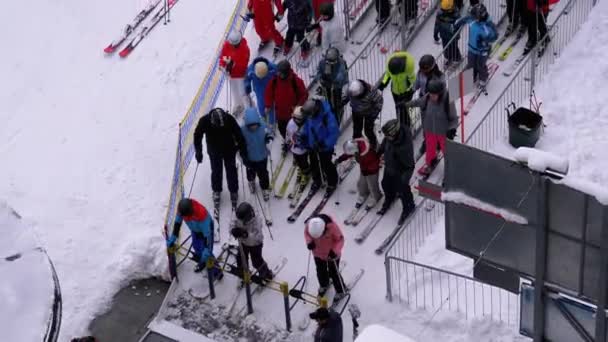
[
  {"x1": 235, "y1": 202, "x2": 255, "y2": 223},
  {"x1": 319, "y1": 2, "x2": 334, "y2": 18},
  {"x1": 227, "y1": 31, "x2": 242, "y2": 45},
  {"x1": 342, "y1": 140, "x2": 359, "y2": 155},
  {"x1": 301, "y1": 99, "x2": 320, "y2": 117},
  {"x1": 347, "y1": 80, "x2": 365, "y2": 98},
  {"x1": 254, "y1": 60, "x2": 269, "y2": 78},
  {"x1": 426, "y1": 79, "x2": 446, "y2": 95},
  {"x1": 419, "y1": 54, "x2": 436, "y2": 72},
  {"x1": 277, "y1": 60, "x2": 291, "y2": 79},
  {"x1": 325, "y1": 47, "x2": 340, "y2": 64},
  {"x1": 381, "y1": 119, "x2": 400, "y2": 139},
  {"x1": 470, "y1": 4, "x2": 488, "y2": 21},
  {"x1": 292, "y1": 106, "x2": 306, "y2": 124},
  {"x1": 308, "y1": 217, "x2": 326, "y2": 239},
  {"x1": 209, "y1": 108, "x2": 227, "y2": 128},
  {"x1": 440, "y1": 0, "x2": 454, "y2": 11},
  {"x1": 388, "y1": 56, "x2": 406, "y2": 74},
  {"x1": 177, "y1": 198, "x2": 194, "y2": 217}
]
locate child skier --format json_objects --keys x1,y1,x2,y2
[
  {"x1": 306, "y1": 2, "x2": 346, "y2": 54},
  {"x1": 305, "y1": 214, "x2": 346, "y2": 301},
  {"x1": 344, "y1": 79, "x2": 383, "y2": 148},
  {"x1": 433, "y1": 1, "x2": 462, "y2": 69},
  {"x1": 167, "y1": 198, "x2": 223, "y2": 278},
  {"x1": 282, "y1": 0, "x2": 312, "y2": 58},
  {"x1": 286, "y1": 106, "x2": 311, "y2": 190},
  {"x1": 378, "y1": 51, "x2": 417, "y2": 127},
  {"x1": 244, "y1": 57, "x2": 277, "y2": 126},
  {"x1": 219, "y1": 31, "x2": 250, "y2": 116},
  {"x1": 335, "y1": 138, "x2": 383, "y2": 209},
  {"x1": 193, "y1": 108, "x2": 247, "y2": 209},
  {"x1": 230, "y1": 202, "x2": 274, "y2": 281},
  {"x1": 316, "y1": 47, "x2": 349, "y2": 124},
  {"x1": 414, "y1": 54, "x2": 446, "y2": 98},
  {"x1": 246, "y1": 0, "x2": 285, "y2": 55},
  {"x1": 240, "y1": 108, "x2": 274, "y2": 200}
]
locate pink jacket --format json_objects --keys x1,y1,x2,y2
[{"x1": 304, "y1": 215, "x2": 344, "y2": 260}]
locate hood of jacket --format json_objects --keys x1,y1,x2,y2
[{"x1": 244, "y1": 107, "x2": 262, "y2": 126}]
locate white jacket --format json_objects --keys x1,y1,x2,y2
[
  {"x1": 229, "y1": 215, "x2": 264, "y2": 247},
  {"x1": 320, "y1": 17, "x2": 345, "y2": 54},
  {"x1": 286, "y1": 119, "x2": 307, "y2": 155}
]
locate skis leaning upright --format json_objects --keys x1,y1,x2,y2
[{"x1": 104, "y1": 0, "x2": 162, "y2": 53}]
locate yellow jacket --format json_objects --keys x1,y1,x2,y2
[{"x1": 381, "y1": 51, "x2": 416, "y2": 95}]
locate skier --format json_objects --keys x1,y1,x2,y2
[
  {"x1": 286, "y1": 106, "x2": 312, "y2": 191},
  {"x1": 404, "y1": 79, "x2": 458, "y2": 177},
  {"x1": 335, "y1": 138, "x2": 383, "y2": 209},
  {"x1": 246, "y1": 0, "x2": 285, "y2": 55},
  {"x1": 378, "y1": 51, "x2": 417, "y2": 127},
  {"x1": 244, "y1": 57, "x2": 277, "y2": 126},
  {"x1": 193, "y1": 108, "x2": 247, "y2": 209},
  {"x1": 523, "y1": 0, "x2": 558, "y2": 55},
  {"x1": 375, "y1": 0, "x2": 391, "y2": 26},
  {"x1": 306, "y1": 2, "x2": 346, "y2": 54},
  {"x1": 309, "y1": 307, "x2": 343, "y2": 342},
  {"x1": 299, "y1": 98, "x2": 340, "y2": 191},
  {"x1": 283, "y1": 0, "x2": 312, "y2": 59},
  {"x1": 505, "y1": 0, "x2": 526, "y2": 36},
  {"x1": 311, "y1": 0, "x2": 335, "y2": 46},
  {"x1": 414, "y1": 55, "x2": 446, "y2": 98},
  {"x1": 305, "y1": 215, "x2": 346, "y2": 300},
  {"x1": 167, "y1": 198, "x2": 223, "y2": 277},
  {"x1": 240, "y1": 108, "x2": 274, "y2": 200},
  {"x1": 455, "y1": 3, "x2": 497, "y2": 91},
  {"x1": 316, "y1": 47, "x2": 349, "y2": 124},
  {"x1": 433, "y1": 1, "x2": 463, "y2": 69},
  {"x1": 264, "y1": 60, "x2": 308, "y2": 144},
  {"x1": 377, "y1": 119, "x2": 416, "y2": 225},
  {"x1": 230, "y1": 202, "x2": 274, "y2": 281},
  {"x1": 219, "y1": 31, "x2": 251, "y2": 116},
  {"x1": 396, "y1": 0, "x2": 418, "y2": 28},
  {"x1": 344, "y1": 79, "x2": 383, "y2": 148}
]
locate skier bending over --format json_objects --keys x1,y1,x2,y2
[
  {"x1": 316, "y1": 47, "x2": 349, "y2": 125},
  {"x1": 240, "y1": 108, "x2": 274, "y2": 200},
  {"x1": 286, "y1": 106, "x2": 312, "y2": 190},
  {"x1": 299, "y1": 98, "x2": 340, "y2": 192},
  {"x1": 305, "y1": 214, "x2": 346, "y2": 302},
  {"x1": 336, "y1": 138, "x2": 383, "y2": 209},
  {"x1": 194, "y1": 108, "x2": 247, "y2": 209},
  {"x1": 283, "y1": 0, "x2": 312, "y2": 58},
  {"x1": 230, "y1": 202, "x2": 274, "y2": 281},
  {"x1": 378, "y1": 51, "x2": 417, "y2": 127},
  {"x1": 344, "y1": 79, "x2": 383, "y2": 149},
  {"x1": 244, "y1": 57, "x2": 277, "y2": 126},
  {"x1": 219, "y1": 31, "x2": 250, "y2": 117},
  {"x1": 246, "y1": 0, "x2": 285, "y2": 55},
  {"x1": 167, "y1": 198, "x2": 223, "y2": 278},
  {"x1": 310, "y1": 307, "x2": 343, "y2": 342},
  {"x1": 377, "y1": 119, "x2": 416, "y2": 225}
]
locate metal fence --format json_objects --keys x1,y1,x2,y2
[{"x1": 342, "y1": 0, "x2": 375, "y2": 41}]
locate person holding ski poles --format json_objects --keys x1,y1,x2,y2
[
  {"x1": 378, "y1": 51, "x2": 417, "y2": 127},
  {"x1": 286, "y1": 106, "x2": 312, "y2": 191},
  {"x1": 434, "y1": 1, "x2": 463, "y2": 69},
  {"x1": 193, "y1": 108, "x2": 247, "y2": 210},
  {"x1": 343, "y1": 79, "x2": 383, "y2": 149},
  {"x1": 167, "y1": 198, "x2": 223, "y2": 278},
  {"x1": 524, "y1": 0, "x2": 558, "y2": 55},
  {"x1": 240, "y1": 108, "x2": 274, "y2": 200},
  {"x1": 315, "y1": 47, "x2": 349, "y2": 125},
  {"x1": 309, "y1": 307, "x2": 344, "y2": 342},
  {"x1": 219, "y1": 31, "x2": 250, "y2": 117},
  {"x1": 230, "y1": 202, "x2": 274, "y2": 282},
  {"x1": 282, "y1": 0, "x2": 313, "y2": 58},
  {"x1": 246, "y1": 0, "x2": 285, "y2": 55},
  {"x1": 244, "y1": 57, "x2": 277, "y2": 126},
  {"x1": 305, "y1": 214, "x2": 346, "y2": 302}
]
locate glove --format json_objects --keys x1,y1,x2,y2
[
  {"x1": 245, "y1": 12, "x2": 254, "y2": 21},
  {"x1": 446, "y1": 128, "x2": 457, "y2": 140},
  {"x1": 307, "y1": 241, "x2": 316, "y2": 250},
  {"x1": 166, "y1": 234, "x2": 177, "y2": 248},
  {"x1": 195, "y1": 150, "x2": 203, "y2": 164},
  {"x1": 328, "y1": 250, "x2": 337, "y2": 259},
  {"x1": 230, "y1": 227, "x2": 248, "y2": 239},
  {"x1": 225, "y1": 60, "x2": 234, "y2": 74},
  {"x1": 274, "y1": 13, "x2": 283, "y2": 22}
]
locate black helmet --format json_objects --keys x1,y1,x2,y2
[
  {"x1": 319, "y1": 2, "x2": 334, "y2": 18},
  {"x1": 177, "y1": 198, "x2": 194, "y2": 216},
  {"x1": 325, "y1": 47, "x2": 340, "y2": 64},
  {"x1": 388, "y1": 56, "x2": 406, "y2": 74},
  {"x1": 209, "y1": 108, "x2": 226, "y2": 128},
  {"x1": 381, "y1": 119, "x2": 400, "y2": 139},
  {"x1": 235, "y1": 202, "x2": 255, "y2": 222},
  {"x1": 301, "y1": 99, "x2": 320, "y2": 116},
  {"x1": 419, "y1": 54, "x2": 436, "y2": 72},
  {"x1": 470, "y1": 4, "x2": 488, "y2": 21},
  {"x1": 426, "y1": 79, "x2": 446, "y2": 95},
  {"x1": 277, "y1": 60, "x2": 291, "y2": 79}
]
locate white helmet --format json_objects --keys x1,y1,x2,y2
[
  {"x1": 254, "y1": 61, "x2": 269, "y2": 78},
  {"x1": 308, "y1": 217, "x2": 326, "y2": 239},
  {"x1": 347, "y1": 80, "x2": 365, "y2": 97},
  {"x1": 342, "y1": 140, "x2": 359, "y2": 155},
  {"x1": 227, "y1": 31, "x2": 242, "y2": 45}
]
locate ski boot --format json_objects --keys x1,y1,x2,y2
[
  {"x1": 248, "y1": 181, "x2": 256, "y2": 194},
  {"x1": 505, "y1": 23, "x2": 516, "y2": 37},
  {"x1": 366, "y1": 194, "x2": 382, "y2": 210},
  {"x1": 258, "y1": 40, "x2": 269, "y2": 51},
  {"x1": 272, "y1": 44, "x2": 283, "y2": 58},
  {"x1": 283, "y1": 45, "x2": 291, "y2": 56},
  {"x1": 377, "y1": 199, "x2": 393, "y2": 215},
  {"x1": 417, "y1": 164, "x2": 432, "y2": 177},
  {"x1": 398, "y1": 203, "x2": 416, "y2": 225},
  {"x1": 281, "y1": 142, "x2": 290, "y2": 156},
  {"x1": 355, "y1": 196, "x2": 366, "y2": 208},
  {"x1": 230, "y1": 192, "x2": 238, "y2": 211},
  {"x1": 262, "y1": 189, "x2": 271, "y2": 202},
  {"x1": 213, "y1": 191, "x2": 221, "y2": 205},
  {"x1": 333, "y1": 292, "x2": 347, "y2": 305},
  {"x1": 523, "y1": 40, "x2": 535, "y2": 55},
  {"x1": 318, "y1": 286, "x2": 329, "y2": 297}
]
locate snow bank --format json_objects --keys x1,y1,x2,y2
[
  {"x1": 441, "y1": 191, "x2": 528, "y2": 225},
  {"x1": 356, "y1": 324, "x2": 418, "y2": 342},
  {"x1": 513, "y1": 147, "x2": 569, "y2": 175}
]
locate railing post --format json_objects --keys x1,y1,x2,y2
[
  {"x1": 385, "y1": 257, "x2": 393, "y2": 302},
  {"x1": 281, "y1": 282, "x2": 292, "y2": 331},
  {"x1": 530, "y1": 50, "x2": 537, "y2": 90},
  {"x1": 400, "y1": 0, "x2": 407, "y2": 49},
  {"x1": 343, "y1": 0, "x2": 351, "y2": 41},
  {"x1": 206, "y1": 258, "x2": 216, "y2": 300}
]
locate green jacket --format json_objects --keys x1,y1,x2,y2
[{"x1": 381, "y1": 51, "x2": 417, "y2": 95}]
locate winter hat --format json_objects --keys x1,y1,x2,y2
[
  {"x1": 178, "y1": 198, "x2": 194, "y2": 216},
  {"x1": 427, "y1": 79, "x2": 446, "y2": 95},
  {"x1": 227, "y1": 31, "x2": 242, "y2": 45},
  {"x1": 309, "y1": 307, "x2": 330, "y2": 320},
  {"x1": 307, "y1": 217, "x2": 326, "y2": 239},
  {"x1": 254, "y1": 61, "x2": 269, "y2": 78},
  {"x1": 347, "y1": 80, "x2": 365, "y2": 98},
  {"x1": 440, "y1": 0, "x2": 454, "y2": 11}
]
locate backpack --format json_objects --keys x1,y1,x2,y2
[{"x1": 271, "y1": 73, "x2": 299, "y2": 101}]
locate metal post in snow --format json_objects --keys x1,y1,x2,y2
[
  {"x1": 385, "y1": 257, "x2": 393, "y2": 302},
  {"x1": 459, "y1": 71, "x2": 465, "y2": 143},
  {"x1": 281, "y1": 282, "x2": 292, "y2": 331},
  {"x1": 400, "y1": 0, "x2": 407, "y2": 49}
]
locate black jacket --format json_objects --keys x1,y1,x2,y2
[
  {"x1": 193, "y1": 113, "x2": 246, "y2": 157},
  {"x1": 283, "y1": 0, "x2": 312, "y2": 30},
  {"x1": 314, "y1": 310, "x2": 343, "y2": 342},
  {"x1": 378, "y1": 126, "x2": 415, "y2": 183}
]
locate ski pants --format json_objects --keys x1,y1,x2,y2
[
  {"x1": 191, "y1": 231, "x2": 222, "y2": 277},
  {"x1": 315, "y1": 257, "x2": 345, "y2": 294},
  {"x1": 229, "y1": 77, "x2": 246, "y2": 116},
  {"x1": 506, "y1": 0, "x2": 526, "y2": 27},
  {"x1": 424, "y1": 131, "x2": 446, "y2": 167},
  {"x1": 293, "y1": 152, "x2": 311, "y2": 175},
  {"x1": 310, "y1": 150, "x2": 338, "y2": 188},
  {"x1": 352, "y1": 113, "x2": 378, "y2": 148},
  {"x1": 277, "y1": 118, "x2": 289, "y2": 140},
  {"x1": 375, "y1": 0, "x2": 391, "y2": 23},
  {"x1": 526, "y1": 9, "x2": 548, "y2": 46},
  {"x1": 321, "y1": 84, "x2": 345, "y2": 126},
  {"x1": 392, "y1": 90, "x2": 414, "y2": 127},
  {"x1": 254, "y1": 19, "x2": 284, "y2": 46},
  {"x1": 236, "y1": 243, "x2": 273, "y2": 279},
  {"x1": 246, "y1": 159, "x2": 270, "y2": 190},
  {"x1": 381, "y1": 172, "x2": 414, "y2": 211},
  {"x1": 443, "y1": 34, "x2": 462, "y2": 63},
  {"x1": 397, "y1": 0, "x2": 418, "y2": 22},
  {"x1": 466, "y1": 51, "x2": 489, "y2": 84},
  {"x1": 357, "y1": 172, "x2": 382, "y2": 202},
  {"x1": 209, "y1": 152, "x2": 239, "y2": 194},
  {"x1": 285, "y1": 28, "x2": 311, "y2": 53}
]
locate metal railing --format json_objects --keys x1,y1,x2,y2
[{"x1": 342, "y1": 0, "x2": 375, "y2": 41}]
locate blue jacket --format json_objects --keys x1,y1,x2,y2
[
  {"x1": 244, "y1": 57, "x2": 277, "y2": 124},
  {"x1": 175, "y1": 214, "x2": 213, "y2": 243},
  {"x1": 241, "y1": 108, "x2": 271, "y2": 162},
  {"x1": 316, "y1": 57, "x2": 349, "y2": 90},
  {"x1": 299, "y1": 100, "x2": 339, "y2": 152},
  {"x1": 457, "y1": 16, "x2": 497, "y2": 55}
]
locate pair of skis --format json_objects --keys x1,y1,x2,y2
[
  {"x1": 103, "y1": 0, "x2": 162, "y2": 54},
  {"x1": 344, "y1": 196, "x2": 380, "y2": 226},
  {"x1": 462, "y1": 63, "x2": 500, "y2": 115},
  {"x1": 275, "y1": 164, "x2": 297, "y2": 198}
]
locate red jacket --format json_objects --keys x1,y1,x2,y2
[
  {"x1": 336, "y1": 139, "x2": 381, "y2": 176},
  {"x1": 248, "y1": 0, "x2": 284, "y2": 25},
  {"x1": 264, "y1": 70, "x2": 308, "y2": 121},
  {"x1": 219, "y1": 38, "x2": 250, "y2": 78},
  {"x1": 304, "y1": 214, "x2": 344, "y2": 260},
  {"x1": 527, "y1": 0, "x2": 559, "y2": 13}
]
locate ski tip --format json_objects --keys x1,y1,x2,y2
[
  {"x1": 374, "y1": 249, "x2": 383, "y2": 255},
  {"x1": 118, "y1": 47, "x2": 132, "y2": 58},
  {"x1": 104, "y1": 45, "x2": 116, "y2": 54}
]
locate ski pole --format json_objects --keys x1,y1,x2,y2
[
  {"x1": 331, "y1": 257, "x2": 348, "y2": 294},
  {"x1": 334, "y1": 163, "x2": 341, "y2": 206},
  {"x1": 188, "y1": 164, "x2": 199, "y2": 197},
  {"x1": 167, "y1": 0, "x2": 171, "y2": 23},
  {"x1": 304, "y1": 251, "x2": 312, "y2": 292},
  {"x1": 163, "y1": 0, "x2": 167, "y2": 25}
]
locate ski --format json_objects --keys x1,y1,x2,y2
[
  {"x1": 330, "y1": 268, "x2": 365, "y2": 309},
  {"x1": 503, "y1": 51, "x2": 528, "y2": 77},
  {"x1": 344, "y1": 199, "x2": 367, "y2": 225},
  {"x1": 290, "y1": 175, "x2": 310, "y2": 208},
  {"x1": 104, "y1": 0, "x2": 162, "y2": 54},
  {"x1": 234, "y1": 257, "x2": 288, "y2": 317},
  {"x1": 269, "y1": 152, "x2": 288, "y2": 190},
  {"x1": 351, "y1": 197, "x2": 381, "y2": 226},
  {"x1": 489, "y1": 32, "x2": 510, "y2": 58},
  {"x1": 213, "y1": 194, "x2": 221, "y2": 243},
  {"x1": 118, "y1": 0, "x2": 178, "y2": 58},
  {"x1": 375, "y1": 221, "x2": 407, "y2": 255},
  {"x1": 354, "y1": 211, "x2": 385, "y2": 244},
  {"x1": 498, "y1": 32, "x2": 524, "y2": 61},
  {"x1": 287, "y1": 186, "x2": 320, "y2": 223},
  {"x1": 275, "y1": 164, "x2": 297, "y2": 198},
  {"x1": 463, "y1": 63, "x2": 499, "y2": 115},
  {"x1": 338, "y1": 160, "x2": 357, "y2": 183},
  {"x1": 305, "y1": 188, "x2": 336, "y2": 221}
]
